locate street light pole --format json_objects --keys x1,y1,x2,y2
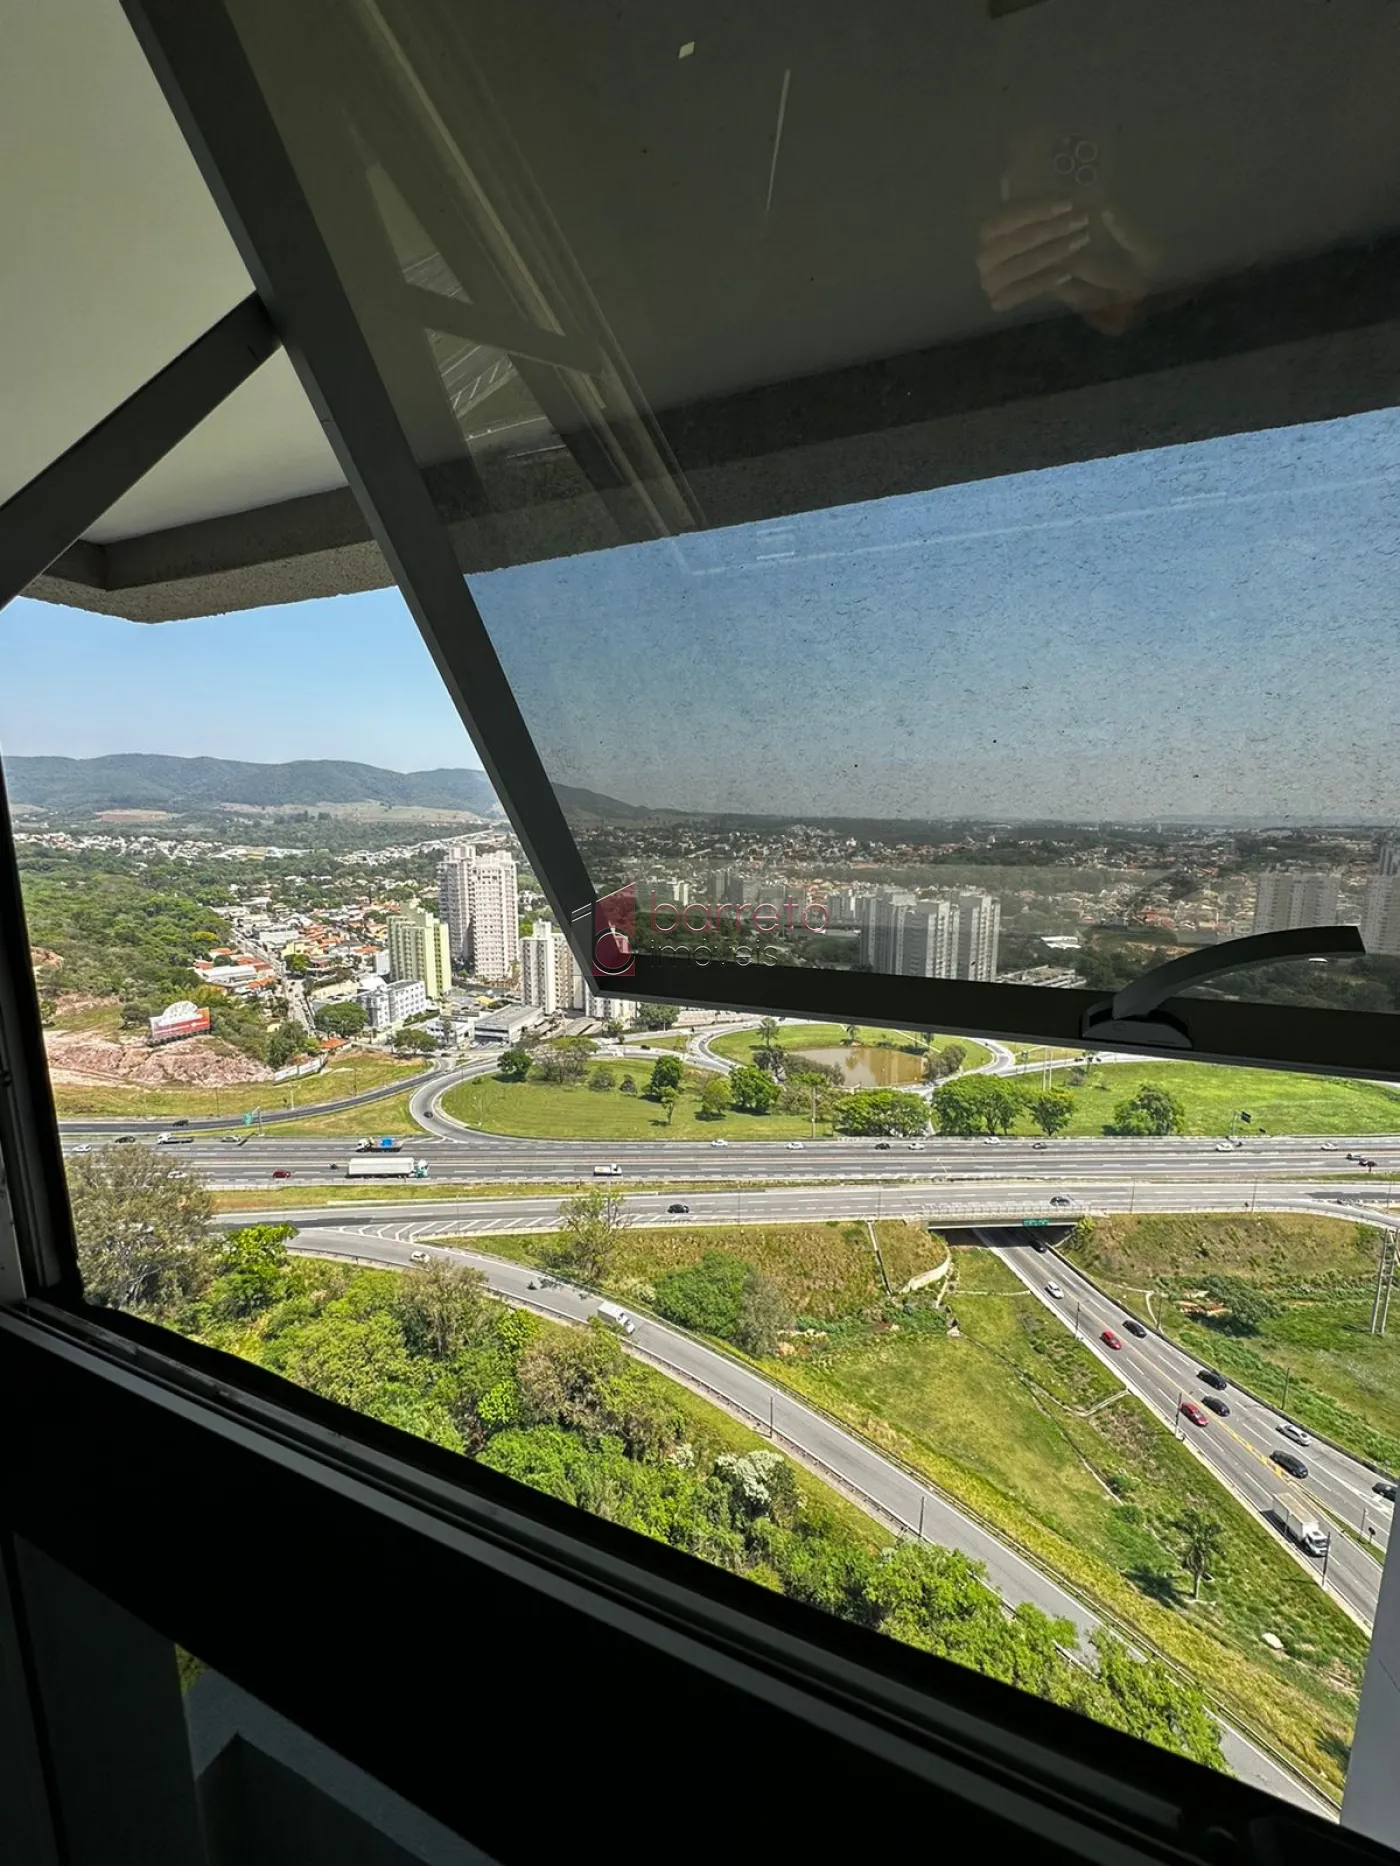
[
  {"x1": 1176, "y1": 1390, "x2": 1185, "y2": 1438},
  {"x1": 1074, "y1": 1300, "x2": 1081, "y2": 1339},
  {"x1": 918, "y1": 1494, "x2": 926, "y2": 1541}
]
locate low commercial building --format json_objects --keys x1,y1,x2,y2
[{"x1": 474, "y1": 1003, "x2": 545, "y2": 1045}]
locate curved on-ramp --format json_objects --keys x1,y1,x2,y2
[{"x1": 292, "y1": 1223, "x2": 1333, "y2": 1816}]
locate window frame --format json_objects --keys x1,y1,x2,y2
[{"x1": 103, "y1": 0, "x2": 1400, "y2": 1084}]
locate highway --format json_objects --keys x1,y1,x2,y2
[
  {"x1": 234, "y1": 1171, "x2": 1396, "y2": 1628},
  {"x1": 988, "y1": 1238, "x2": 1387, "y2": 1628},
  {"x1": 289, "y1": 1224, "x2": 1330, "y2": 1813}
]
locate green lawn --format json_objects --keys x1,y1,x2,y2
[
  {"x1": 213, "y1": 1178, "x2": 831, "y2": 1213},
  {"x1": 267, "y1": 1089, "x2": 425, "y2": 1139},
  {"x1": 50, "y1": 1051, "x2": 422, "y2": 1120},
  {"x1": 773, "y1": 1247, "x2": 1364, "y2": 1792},
  {"x1": 628, "y1": 1033, "x2": 690, "y2": 1050},
  {"x1": 710, "y1": 1023, "x2": 991, "y2": 1072},
  {"x1": 1072, "y1": 1215, "x2": 1400, "y2": 1473},
  {"x1": 1056, "y1": 1062, "x2": 1400, "y2": 1138},
  {"x1": 441, "y1": 1062, "x2": 826, "y2": 1141},
  {"x1": 447, "y1": 1218, "x2": 942, "y2": 1322}
]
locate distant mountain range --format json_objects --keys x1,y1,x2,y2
[{"x1": 6, "y1": 755, "x2": 504, "y2": 816}]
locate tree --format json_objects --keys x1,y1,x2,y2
[
  {"x1": 656, "y1": 1085, "x2": 681, "y2": 1126},
  {"x1": 699, "y1": 1076, "x2": 732, "y2": 1119},
  {"x1": 941, "y1": 1041, "x2": 967, "y2": 1077},
  {"x1": 588, "y1": 1065, "x2": 614, "y2": 1092},
  {"x1": 618, "y1": 1073, "x2": 638, "y2": 1095},
  {"x1": 1200, "y1": 1274, "x2": 1276, "y2": 1336},
  {"x1": 1178, "y1": 1510, "x2": 1225, "y2": 1600},
  {"x1": 497, "y1": 1046, "x2": 532, "y2": 1082},
  {"x1": 1108, "y1": 1082, "x2": 1186, "y2": 1137},
  {"x1": 646, "y1": 1053, "x2": 685, "y2": 1098},
  {"x1": 728, "y1": 1064, "x2": 781, "y2": 1114},
  {"x1": 636, "y1": 1002, "x2": 680, "y2": 1030},
  {"x1": 267, "y1": 1021, "x2": 315, "y2": 1069},
  {"x1": 68, "y1": 1145, "x2": 216, "y2": 1317},
  {"x1": 534, "y1": 1039, "x2": 591, "y2": 1084},
  {"x1": 552, "y1": 1186, "x2": 631, "y2": 1285},
  {"x1": 932, "y1": 1076, "x2": 1023, "y2": 1137},
  {"x1": 735, "y1": 1269, "x2": 791, "y2": 1355},
  {"x1": 285, "y1": 951, "x2": 310, "y2": 976},
  {"x1": 395, "y1": 1258, "x2": 490, "y2": 1359},
  {"x1": 603, "y1": 1018, "x2": 626, "y2": 1040},
  {"x1": 1027, "y1": 1089, "x2": 1075, "y2": 1137},
  {"x1": 394, "y1": 1025, "x2": 438, "y2": 1055},
  {"x1": 835, "y1": 1089, "x2": 928, "y2": 1137},
  {"x1": 843, "y1": 1023, "x2": 860, "y2": 1046},
  {"x1": 211, "y1": 1223, "x2": 293, "y2": 1319},
  {"x1": 314, "y1": 1000, "x2": 368, "y2": 1038},
  {"x1": 757, "y1": 1017, "x2": 783, "y2": 1049}
]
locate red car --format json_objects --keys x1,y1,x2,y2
[
  {"x1": 272, "y1": 1169, "x2": 293, "y2": 1179},
  {"x1": 1179, "y1": 1400, "x2": 1208, "y2": 1428},
  {"x1": 1100, "y1": 1329, "x2": 1123, "y2": 1350}
]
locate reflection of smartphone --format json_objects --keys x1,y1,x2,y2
[{"x1": 1003, "y1": 126, "x2": 1112, "y2": 208}]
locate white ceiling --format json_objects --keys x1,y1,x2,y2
[{"x1": 1, "y1": 0, "x2": 346, "y2": 542}]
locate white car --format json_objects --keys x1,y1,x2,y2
[
  {"x1": 409, "y1": 1250, "x2": 430, "y2": 1265},
  {"x1": 786, "y1": 1140, "x2": 804, "y2": 1150},
  {"x1": 1280, "y1": 1422, "x2": 1311, "y2": 1447},
  {"x1": 1046, "y1": 1282, "x2": 1064, "y2": 1300},
  {"x1": 1320, "y1": 1141, "x2": 1338, "y2": 1151},
  {"x1": 982, "y1": 1135, "x2": 1001, "y2": 1144},
  {"x1": 70, "y1": 1143, "x2": 92, "y2": 1154},
  {"x1": 1214, "y1": 1142, "x2": 1234, "y2": 1152},
  {"x1": 711, "y1": 1138, "x2": 729, "y2": 1147},
  {"x1": 907, "y1": 1141, "x2": 925, "y2": 1151}
]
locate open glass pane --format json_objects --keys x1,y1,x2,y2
[{"x1": 216, "y1": 0, "x2": 1400, "y2": 1039}]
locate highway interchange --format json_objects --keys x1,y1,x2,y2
[{"x1": 58, "y1": 1031, "x2": 1400, "y2": 1810}]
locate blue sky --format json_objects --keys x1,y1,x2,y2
[{"x1": 6, "y1": 403, "x2": 1400, "y2": 820}]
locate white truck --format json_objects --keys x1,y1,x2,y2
[
  {"x1": 593, "y1": 1162, "x2": 623, "y2": 1176},
  {"x1": 346, "y1": 1155, "x2": 428, "y2": 1180},
  {"x1": 1271, "y1": 1494, "x2": 1331, "y2": 1557},
  {"x1": 597, "y1": 1301, "x2": 636, "y2": 1335}
]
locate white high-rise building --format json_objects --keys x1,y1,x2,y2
[
  {"x1": 1363, "y1": 876, "x2": 1400, "y2": 955},
  {"x1": 1379, "y1": 843, "x2": 1400, "y2": 878},
  {"x1": 466, "y1": 850, "x2": 520, "y2": 981},
  {"x1": 1252, "y1": 871, "x2": 1340, "y2": 933},
  {"x1": 955, "y1": 892, "x2": 1001, "y2": 981},
  {"x1": 437, "y1": 841, "x2": 476, "y2": 961},
  {"x1": 897, "y1": 901, "x2": 960, "y2": 978},
  {"x1": 520, "y1": 923, "x2": 561, "y2": 1013}
]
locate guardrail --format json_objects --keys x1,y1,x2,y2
[{"x1": 294, "y1": 1236, "x2": 1335, "y2": 1810}]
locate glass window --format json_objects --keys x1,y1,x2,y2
[
  {"x1": 10, "y1": 0, "x2": 1400, "y2": 1820},
  {"x1": 213, "y1": 0, "x2": 1400, "y2": 1034},
  {"x1": 1, "y1": 545, "x2": 1387, "y2": 1804}
]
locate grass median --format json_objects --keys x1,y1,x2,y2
[
  {"x1": 412, "y1": 1218, "x2": 1362, "y2": 1792},
  {"x1": 1070, "y1": 1213, "x2": 1400, "y2": 1476},
  {"x1": 442, "y1": 1062, "x2": 824, "y2": 1141}
]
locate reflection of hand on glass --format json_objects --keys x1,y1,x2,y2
[
  {"x1": 977, "y1": 199, "x2": 1157, "y2": 334},
  {"x1": 976, "y1": 199, "x2": 1092, "y2": 312},
  {"x1": 1051, "y1": 207, "x2": 1158, "y2": 334}
]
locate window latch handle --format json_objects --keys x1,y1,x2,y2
[{"x1": 1080, "y1": 924, "x2": 1366, "y2": 1050}]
